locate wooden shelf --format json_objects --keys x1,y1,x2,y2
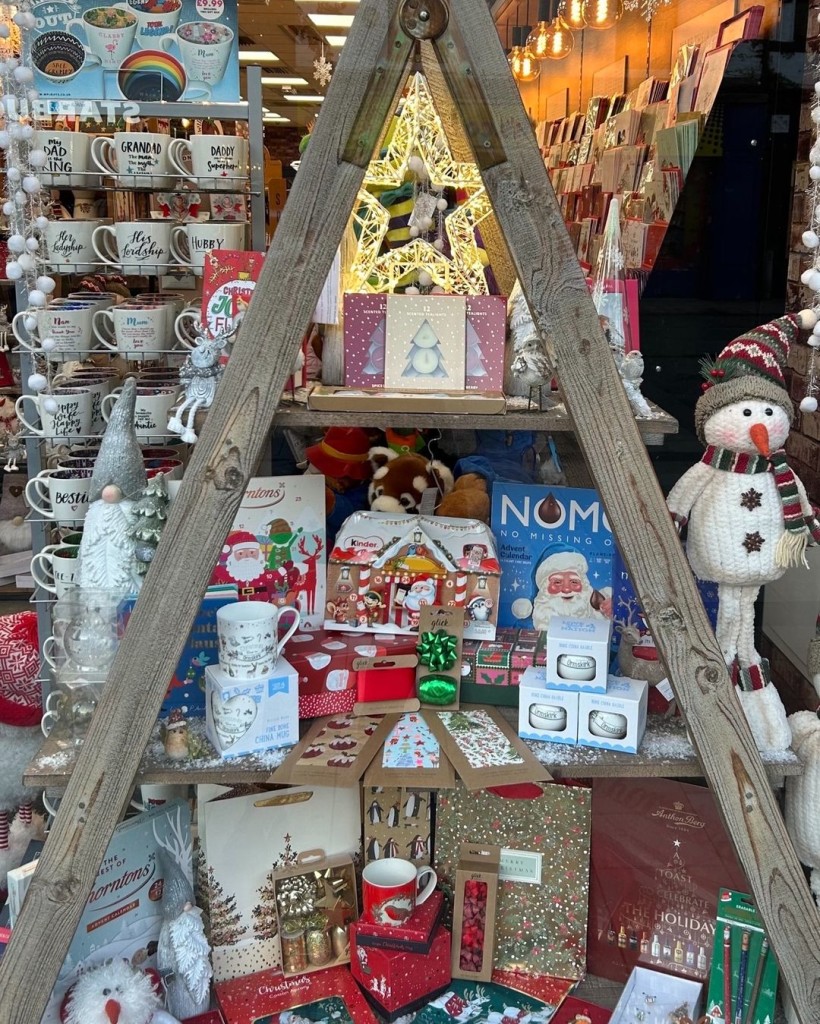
[
  {"x1": 26, "y1": 711, "x2": 800, "y2": 789},
  {"x1": 274, "y1": 398, "x2": 679, "y2": 436}
]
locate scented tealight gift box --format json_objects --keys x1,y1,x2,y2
[
  {"x1": 350, "y1": 922, "x2": 452, "y2": 1021},
  {"x1": 205, "y1": 659, "x2": 298, "y2": 758}
]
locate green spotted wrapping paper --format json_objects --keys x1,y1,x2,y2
[{"x1": 435, "y1": 783, "x2": 591, "y2": 980}]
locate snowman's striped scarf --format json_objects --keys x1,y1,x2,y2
[{"x1": 702, "y1": 444, "x2": 820, "y2": 567}]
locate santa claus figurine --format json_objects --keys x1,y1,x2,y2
[
  {"x1": 667, "y1": 310, "x2": 820, "y2": 750},
  {"x1": 532, "y1": 550, "x2": 612, "y2": 631}
]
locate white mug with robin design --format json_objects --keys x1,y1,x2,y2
[{"x1": 361, "y1": 858, "x2": 437, "y2": 927}]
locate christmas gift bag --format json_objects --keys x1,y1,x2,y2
[
  {"x1": 435, "y1": 783, "x2": 591, "y2": 980},
  {"x1": 201, "y1": 785, "x2": 361, "y2": 982}
]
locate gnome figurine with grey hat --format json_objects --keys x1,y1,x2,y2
[
  {"x1": 77, "y1": 377, "x2": 147, "y2": 595},
  {"x1": 667, "y1": 309, "x2": 820, "y2": 750},
  {"x1": 156, "y1": 851, "x2": 212, "y2": 1019}
]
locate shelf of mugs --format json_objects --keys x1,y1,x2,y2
[
  {"x1": 43, "y1": 172, "x2": 260, "y2": 197},
  {"x1": 23, "y1": 710, "x2": 802, "y2": 790}
]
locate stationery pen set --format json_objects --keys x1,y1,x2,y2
[{"x1": 705, "y1": 890, "x2": 778, "y2": 1024}]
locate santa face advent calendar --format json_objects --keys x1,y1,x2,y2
[
  {"x1": 490, "y1": 484, "x2": 615, "y2": 634},
  {"x1": 210, "y1": 476, "x2": 326, "y2": 630},
  {"x1": 326, "y1": 511, "x2": 501, "y2": 640}
]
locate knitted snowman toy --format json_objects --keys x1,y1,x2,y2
[{"x1": 667, "y1": 311, "x2": 819, "y2": 750}]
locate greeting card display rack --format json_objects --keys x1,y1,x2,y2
[
  {"x1": 4, "y1": 6, "x2": 820, "y2": 1024},
  {"x1": 17, "y1": 67, "x2": 266, "y2": 662}
]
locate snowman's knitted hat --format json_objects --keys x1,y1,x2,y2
[{"x1": 694, "y1": 314, "x2": 800, "y2": 442}]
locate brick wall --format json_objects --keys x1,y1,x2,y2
[
  {"x1": 785, "y1": 0, "x2": 820, "y2": 503},
  {"x1": 263, "y1": 125, "x2": 302, "y2": 166}
]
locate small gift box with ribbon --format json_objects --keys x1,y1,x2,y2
[
  {"x1": 415, "y1": 607, "x2": 464, "y2": 712},
  {"x1": 270, "y1": 852, "x2": 359, "y2": 978}
]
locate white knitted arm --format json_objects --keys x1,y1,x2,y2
[{"x1": 667, "y1": 462, "x2": 713, "y2": 526}]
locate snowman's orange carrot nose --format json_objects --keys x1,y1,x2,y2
[{"x1": 750, "y1": 422, "x2": 770, "y2": 456}]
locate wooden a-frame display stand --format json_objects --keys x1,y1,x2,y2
[{"x1": 2, "y1": 1, "x2": 819, "y2": 1020}]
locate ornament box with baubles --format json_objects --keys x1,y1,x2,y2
[
  {"x1": 204, "y1": 657, "x2": 298, "y2": 759},
  {"x1": 460, "y1": 627, "x2": 546, "y2": 707},
  {"x1": 351, "y1": 921, "x2": 452, "y2": 1020},
  {"x1": 354, "y1": 887, "x2": 445, "y2": 953},
  {"x1": 545, "y1": 616, "x2": 613, "y2": 693},
  {"x1": 577, "y1": 675, "x2": 648, "y2": 754},
  {"x1": 216, "y1": 964, "x2": 379, "y2": 1024},
  {"x1": 269, "y1": 853, "x2": 358, "y2": 977},
  {"x1": 326, "y1": 511, "x2": 501, "y2": 641},
  {"x1": 609, "y1": 967, "x2": 702, "y2": 1024},
  {"x1": 284, "y1": 629, "x2": 419, "y2": 718},
  {"x1": 517, "y1": 673, "x2": 580, "y2": 745}
]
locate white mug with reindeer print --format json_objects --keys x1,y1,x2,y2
[{"x1": 216, "y1": 600, "x2": 300, "y2": 678}]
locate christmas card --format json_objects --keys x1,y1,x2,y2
[
  {"x1": 201, "y1": 785, "x2": 360, "y2": 981},
  {"x1": 201, "y1": 250, "x2": 266, "y2": 339},
  {"x1": 42, "y1": 801, "x2": 192, "y2": 1024},
  {"x1": 435, "y1": 783, "x2": 591, "y2": 980},
  {"x1": 216, "y1": 965, "x2": 378, "y2": 1024},
  {"x1": 490, "y1": 484, "x2": 614, "y2": 635},
  {"x1": 383, "y1": 294, "x2": 466, "y2": 391},
  {"x1": 586, "y1": 778, "x2": 748, "y2": 983},
  {"x1": 210, "y1": 476, "x2": 327, "y2": 631}
]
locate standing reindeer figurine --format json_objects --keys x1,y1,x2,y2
[
  {"x1": 296, "y1": 534, "x2": 323, "y2": 616},
  {"x1": 168, "y1": 323, "x2": 236, "y2": 444}
]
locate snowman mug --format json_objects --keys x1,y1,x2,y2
[{"x1": 361, "y1": 859, "x2": 437, "y2": 927}]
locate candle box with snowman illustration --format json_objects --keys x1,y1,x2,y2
[
  {"x1": 283, "y1": 629, "x2": 420, "y2": 718},
  {"x1": 205, "y1": 659, "x2": 298, "y2": 759},
  {"x1": 517, "y1": 667, "x2": 580, "y2": 745},
  {"x1": 325, "y1": 512, "x2": 500, "y2": 640},
  {"x1": 490, "y1": 484, "x2": 614, "y2": 633},
  {"x1": 577, "y1": 675, "x2": 648, "y2": 754}
]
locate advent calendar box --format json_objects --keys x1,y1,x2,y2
[
  {"x1": 344, "y1": 293, "x2": 506, "y2": 391},
  {"x1": 491, "y1": 483, "x2": 614, "y2": 634},
  {"x1": 351, "y1": 923, "x2": 452, "y2": 1020},
  {"x1": 210, "y1": 475, "x2": 326, "y2": 631}
]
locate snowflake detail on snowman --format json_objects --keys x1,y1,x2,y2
[
  {"x1": 740, "y1": 488, "x2": 763, "y2": 511},
  {"x1": 667, "y1": 310, "x2": 820, "y2": 751}
]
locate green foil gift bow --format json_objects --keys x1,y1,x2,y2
[
  {"x1": 417, "y1": 629, "x2": 458, "y2": 671},
  {"x1": 418, "y1": 673, "x2": 458, "y2": 705}
]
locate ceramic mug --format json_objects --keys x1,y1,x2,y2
[
  {"x1": 170, "y1": 221, "x2": 246, "y2": 276},
  {"x1": 173, "y1": 307, "x2": 202, "y2": 348},
  {"x1": 67, "y1": 290, "x2": 118, "y2": 311},
  {"x1": 168, "y1": 133, "x2": 248, "y2": 185},
  {"x1": 16, "y1": 389, "x2": 93, "y2": 444},
  {"x1": 93, "y1": 219, "x2": 173, "y2": 276},
  {"x1": 53, "y1": 370, "x2": 119, "y2": 435},
  {"x1": 93, "y1": 303, "x2": 170, "y2": 358},
  {"x1": 43, "y1": 218, "x2": 110, "y2": 274},
  {"x1": 31, "y1": 30, "x2": 100, "y2": 86},
  {"x1": 91, "y1": 131, "x2": 174, "y2": 189},
  {"x1": 36, "y1": 130, "x2": 92, "y2": 188},
  {"x1": 66, "y1": 5, "x2": 139, "y2": 70},
  {"x1": 133, "y1": 783, "x2": 188, "y2": 810},
  {"x1": 102, "y1": 384, "x2": 180, "y2": 441},
  {"x1": 161, "y1": 21, "x2": 234, "y2": 88},
  {"x1": 30, "y1": 543, "x2": 80, "y2": 596},
  {"x1": 361, "y1": 859, "x2": 437, "y2": 926},
  {"x1": 25, "y1": 468, "x2": 92, "y2": 523},
  {"x1": 124, "y1": 0, "x2": 182, "y2": 48},
  {"x1": 13, "y1": 304, "x2": 96, "y2": 355},
  {"x1": 216, "y1": 600, "x2": 301, "y2": 678}
]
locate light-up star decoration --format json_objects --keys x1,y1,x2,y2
[{"x1": 347, "y1": 72, "x2": 491, "y2": 294}]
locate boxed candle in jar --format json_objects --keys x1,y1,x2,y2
[
  {"x1": 545, "y1": 616, "x2": 612, "y2": 693},
  {"x1": 577, "y1": 675, "x2": 648, "y2": 754},
  {"x1": 517, "y1": 670, "x2": 579, "y2": 745}
]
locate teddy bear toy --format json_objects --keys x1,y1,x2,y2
[
  {"x1": 436, "y1": 472, "x2": 491, "y2": 523},
  {"x1": 667, "y1": 311, "x2": 819, "y2": 750},
  {"x1": 368, "y1": 447, "x2": 454, "y2": 514}
]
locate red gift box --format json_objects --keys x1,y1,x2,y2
[
  {"x1": 182, "y1": 1013, "x2": 227, "y2": 1024},
  {"x1": 216, "y1": 965, "x2": 378, "y2": 1024},
  {"x1": 460, "y1": 627, "x2": 547, "y2": 706},
  {"x1": 354, "y1": 889, "x2": 444, "y2": 953},
  {"x1": 351, "y1": 923, "x2": 451, "y2": 1021},
  {"x1": 549, "y1": 996, "x2": 612, "y2": 1024},
  {"x1": 284, "y1": 630, "x2": 417, "y2": 718}
]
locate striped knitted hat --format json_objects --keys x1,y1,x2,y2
[{"x1": 694, "y1": 314, "x2": 800, "y2": 442}]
